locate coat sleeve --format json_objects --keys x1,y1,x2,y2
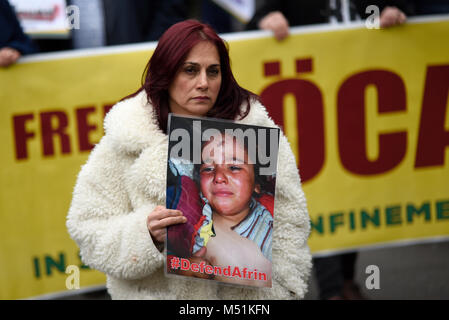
[
  {"x1": 66, "y1": 135, "x2": 164, "y2": 280},
  {"x1": 270, "y1": 133, "x2": 312, "y2": 298},
  {"x1": 0, "y1": 0, "x2": 38, "y2": 55}
]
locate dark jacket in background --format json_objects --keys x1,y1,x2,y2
[
  {"x1": 102, "y1": 0, "x2": 188, "y2": 45},
  {"x1": 0, "y1": 0, "x2": 37, "y2": 54},
  {"x1": 246, "y1": 0, "x2": 329, "y2": 29},
  {"x1": 246, "y1": 0, "x2": 411, "y2": 30}
]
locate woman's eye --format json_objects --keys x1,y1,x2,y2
[
  {"x1": 229, "y1": 166, "x2": 242, "y2": 171},
  {"x1": 207, "y1": 68, "x2": 219, "y2": 77},
  {"x1": 184, "y1": 67, "x2": 197, "y2": 74}
]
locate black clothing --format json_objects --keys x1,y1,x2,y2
[
  {"x1": 313, "y1": 252, "x2": 358, "y2": 300},
  {"x1": 246, "y1": 0, "x2": 411, "y2": 30},
  {"x1": 102, "y1": 0, "x2": 188, "y2": 45},
  {"x1": 0, "y1": 0, "x2": 37, "y2": 54},
  {"x1": 246, "y1": 0, "x2": 329, "y2": 30}
]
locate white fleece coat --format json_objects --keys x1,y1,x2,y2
[{"x1": 67, "y1": 90, "x2": 312, "y2": 299}]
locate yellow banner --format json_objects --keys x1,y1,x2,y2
[
  {"x1": 228, "y1": 19, "x2": 449, "y2": 255},
  {"x1": 1, "y1": 18, "x2": 449, "y2": 299}
]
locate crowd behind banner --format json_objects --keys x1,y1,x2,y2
[
  {"x1": 4, "y1": 0, "x2": 449, "y2": 58},
  {"x1": 1, "y1": 0, "x2": 449, "y2": 300}
]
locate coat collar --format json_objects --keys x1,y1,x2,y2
[
  {"x1": 104, "y1": 90, "x2": 291, "y2": 205},
  {"x1": 104, "y1": 90, "x2": 277, "y2": 154},
  {"x1": 104, "y1": 90, "x2": 167, "y2": 154}
]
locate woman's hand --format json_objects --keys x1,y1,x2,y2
[{"x1": 147, "y1": 205, "x2": 187, "y2": 246}]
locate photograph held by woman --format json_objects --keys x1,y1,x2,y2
[
  {"x1": 198, "y1": 132, "x2": 273, "y2": 287},
  {"x1": 66, "y1": 19, "x2": 311, "y2": 299}
]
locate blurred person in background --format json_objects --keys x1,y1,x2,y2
[
  {"x1": 360, "y1": 0, "x2": 449, "y2": 16},
  {"x1": 201, "y1": 0, "x2": 234, "y2": 34},
  {"x1": 70, "y1": 0, "x2": 189, "y2": 49},
  {"x1": 101, "y1": 0, "x2": 189, "y2": 45},
  {"x1": 246, "y1": 0, "x2": 409, "y2": 41},
  {"x1": 0, "y1": 0, "x2": 37, "y2": 67},
  {"x1": 200, "y1": 0, "x2": 247, "y2": 34},
  {"x1": 101, "y1": 0, "x2": 248, "y2": 45},
  {"x1": 412, "y1": 0, "x2": 449, "y2": 14}
]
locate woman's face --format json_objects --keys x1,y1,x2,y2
[
  {"x1": 200, "y1": 134, "x2": 259, "y2": 220},
  {"x1": 168, "y1": 41, "x2": 222, "y2": 117}
]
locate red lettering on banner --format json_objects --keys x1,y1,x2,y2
[
  {"x1": 40, "y1": 111, "x2": 71, "y2": 156},
  {"x1": 263, "y1": 61, "x2": 280, "y2": 76},
  {"x1": 12, "y1": 103, "x2": 114, "y2": 160},
  {"x1": 261, "y1": 64, "x2": 325, "y2": 183},
  {"x1": 415, "y1": 65, "x2": 449, "y2": 168},
  {"x1": 76, "y1": 106, "x2": 97, "y2": 151},
  {"x1": 296, "y1": 58, "x2": 313, "y2": 73},
  {"x1": 103, "y1": 103, "x2": 114, "y2": 118},
  {"x1": 13, "y1": 114, "x2": 35, "y2": 160},
  {"x1": 337, "y1": 70, "x2": 407, "y2": 175}
]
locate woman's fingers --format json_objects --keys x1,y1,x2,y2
[
  {"x1": 152, "y1": 215, "x2": 187, "y2": 229},
  {"x1": 149, "y1": 207, "x2": 182, "y2": 222},
  {"x1": 147, "y1": 207, "x2": 187, "y2": 243}
]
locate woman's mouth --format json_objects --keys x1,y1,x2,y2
[{"x1": 193, "y1": 96, "x2": 210, "y2": 101}]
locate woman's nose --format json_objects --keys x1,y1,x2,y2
[{"x1": 197, "y1": 70, "x2": 208, "y2": 90}]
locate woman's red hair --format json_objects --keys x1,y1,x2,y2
[{"x1": 123, "y1": 19, "x2": 258, "y2": 133}]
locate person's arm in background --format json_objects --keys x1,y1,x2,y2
[
  {"x1": 245, "y1": 0, "x2": 329, "y2": 41},
  {"x1": 354, "y1": 0, "x2": 410, "y2": 28},
  {"x1": 246, "y1": 0, "x2": 290, "y2": 41},
  {"x1": 257, "y1": 10, "x2": 290, "y2": 41},
  {"x1": 246, "y1": 0, "x2": 280, "y2": 30},
  {"x1": 0, "y1": 0, "x2": 38, "y2": 67}
]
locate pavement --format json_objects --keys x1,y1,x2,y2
[
  {"x1": 55, "y1": 240, "x2": 449, "y2": 300},
  {"x1": 305, "y1": 240, "x2": 449, "y2": 300}
]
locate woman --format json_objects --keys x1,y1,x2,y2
[{"x1": 67, "y1": 19, "x2": 311, "y2": 299}]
